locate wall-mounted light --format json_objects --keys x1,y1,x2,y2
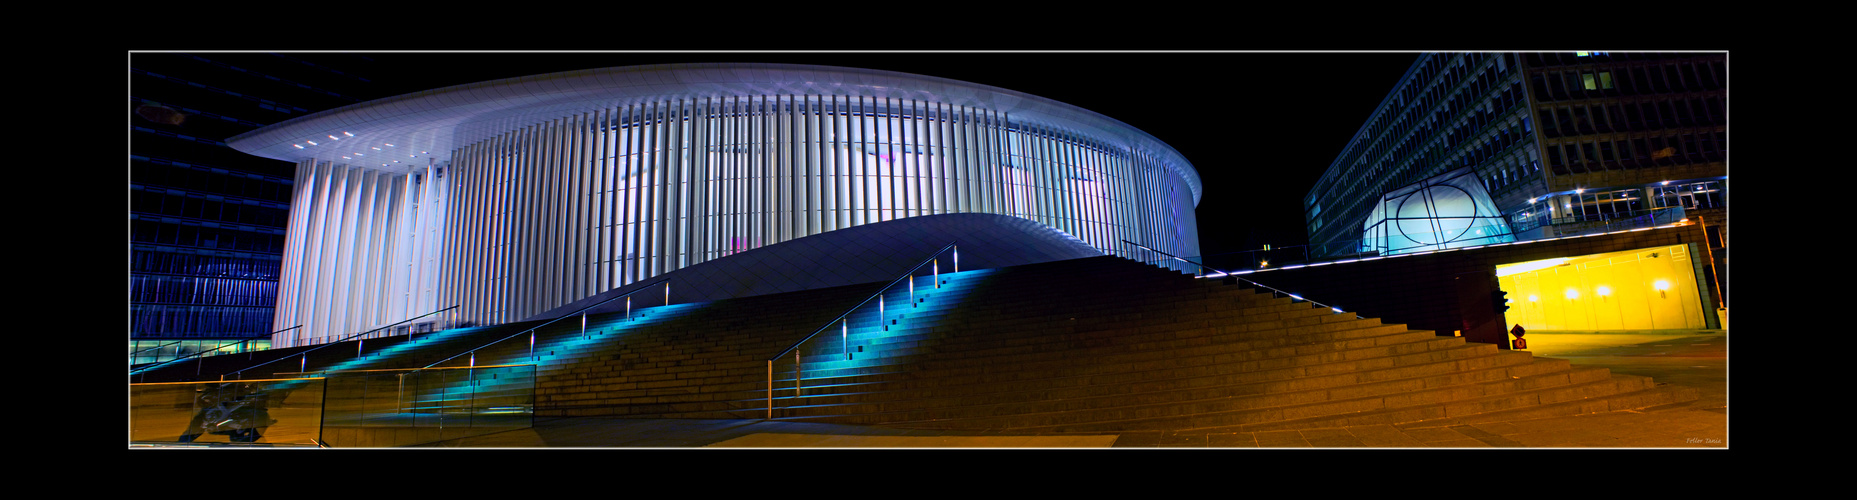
[
  {"x1": 1528, "y1": 294, "x2": 1539, "y2": 302},
  {"x1": 1654, "y1": 280, "x2": 1670, "y2": 298},
  {"x1": 1596, "y1": 285, "x2": 1611, "y2": 300},
  {"x1": 1565, "y1": 289, "x2": 1579, "y2": 300}
]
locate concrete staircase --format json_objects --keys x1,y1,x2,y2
[
  {"x1": 524, "y1": 255, "x2": 1696, "y2": 431},
  {"x1": 140, "y1": 254, "x2": 1697, "y2": 433}
]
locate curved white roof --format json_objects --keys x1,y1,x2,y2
[{"x1": 226, "y1": 62, "x2": 1200, "y2": 201}]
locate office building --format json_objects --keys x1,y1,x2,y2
[
  {"x1": 1306, "y1": 52, "x2": 1724, "y2": 258},
  {"x1": 1303, "y1": 51, "x2": 1727, "y2": 330},
  {"x1": 130, "y1": 53, "x2": 386, "y2": 362}
]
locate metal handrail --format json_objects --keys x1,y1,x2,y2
[
  {"x1": 766, "y1": 242, "x2": 957, "y2": 419},
  {"x1": 223, "y1": 306, "x2": 458, "y2": 380},
  {"x1": 1120, "y1": 240, "x2": 1362, "y2": 320},
  {"x1": 409, "y1": 278, "x2": 671, "y2": 374},
  {"x1": 130, "y1": 341, "x2": 181, "y2": 357},
  {"x1": 131, "y1": 325, "x2": 303, "y2": 381}
]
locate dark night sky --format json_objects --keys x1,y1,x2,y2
[{"x1": 255, "y1": 51, "x2": 1423, "y2": 259}]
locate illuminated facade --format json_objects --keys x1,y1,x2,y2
[
  {"x1": 130, "y1": 53, "x2": 387, "y2": 362},
  {"x1": 1358, "y1": 166, "x2": 1514, "y2": 255},
  {"x1": 1497, "y1": 244, "x2": 1712, "y2": 330},
  {"x1": 1305, "y1": 52, "x2": 1726, "y2": 262},
  {"x1": 229, "y1": 63, "x2": 1201, "y2": 348}
]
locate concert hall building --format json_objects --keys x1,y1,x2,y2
[{"x1": 228, "y1": 63, "x2": 1202, "y2": 348}]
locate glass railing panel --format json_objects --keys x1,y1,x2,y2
[
  {"x1": 130, "y1": 378, "x2": 326, "y2": 447},
  {"x1": 295, "y1": 365, "x2": 535, "y2": 447}
]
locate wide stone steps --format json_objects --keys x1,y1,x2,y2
[
  {"x1": 784, "y1": 355, "x2": 1596, "y2": 429},
  {"x1": 781, "y1": 329, "x2": 1457, "y2": 403},
  {"x1": 763, "y1": 339, "x2": 1516, "y2": 422},
  {"x1": 542, "y1": 284, "x2": 1396, "y2": 416},
  {"x1": 531, "y1": 276, "x2": 985, "y2": 415},
  {"x1": 768, "y1": 311, "x2": 1408, "y2": 390},
  {"x1": 639, "y1": 327, "x2": 1493, "y2": 422},
  {"x1": 597, "y1": 297, "x2": 1362, "y2": 403},
  {"x1": 967, "y1": 367, "x2": 1635, "y2": 433},
  {"x1": 510, "y1": 255, "x2": 1700, "y2": 429},
  {"x1": 1193, "y1": 373, "x2": 1685, "y2": 433}
]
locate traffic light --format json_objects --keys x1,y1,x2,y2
[{"x1": 1491, "y1": 290, "x2": 1511, "y2": 314}]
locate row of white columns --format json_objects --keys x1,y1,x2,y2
[{"x1": 277, "y1": 95, "x2": 1200, "y2": 344}]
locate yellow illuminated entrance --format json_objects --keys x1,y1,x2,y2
[{"x1": 1496, "y1": 244, "x2": 1708, "y2": 330}]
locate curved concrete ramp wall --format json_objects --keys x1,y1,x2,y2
[{"x1": 523, "y1": 213, "x2": 1103, "y2": 322}]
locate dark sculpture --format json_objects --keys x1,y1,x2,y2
[{"x1": 177, "y1": 382, "x2": 281, "y2": 443}]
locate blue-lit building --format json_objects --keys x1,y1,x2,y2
[
  {"x1": 130, "y1": 53, "x2": 390, "y2": 363},
  {"x1": 227, "y1": 63, "x2": 1203, "y2": 348},
  {"x1": 1305, "y1": 52, "x2": 1725, "y2": 268}
]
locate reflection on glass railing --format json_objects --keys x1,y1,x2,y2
[
  {"x1": 282, "y1": 365, "x2": 535, "y2": 448},
  {"x1": 130, "y1": 365, "x2": 535, "y2": 448},
  {"x1": 130, "y1": 378, "x2": 326, "y2": 447}
]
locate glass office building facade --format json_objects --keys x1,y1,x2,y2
[
  {"x1": 230, "y1": 63, "x2": 1202, "y2": 347},
  {"x1": 1306, "y1": 52, "x2": 1726, "y2": 264},
  {"x1": 131, "y1": 53, "x2": 387, "y2": 362}
]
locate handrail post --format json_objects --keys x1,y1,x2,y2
[
  {"x1": 763, "y1": 242, "x2": 957, "y2": 420},
  {"x1": 408, "y1": 278, "x2": 667, "y2": 376}
]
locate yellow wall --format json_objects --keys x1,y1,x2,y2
[{"x1": 1497, "y1": 244, "x2": 1705, "y2": 331}]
